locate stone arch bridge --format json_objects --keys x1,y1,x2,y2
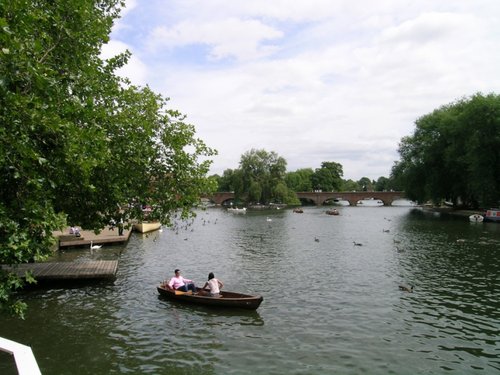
[{"x1": 208, "y1": 191, "x2": 406, "y2": 206}]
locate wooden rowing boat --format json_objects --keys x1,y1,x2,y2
[{"x1": 157, "y1": 284, "x2": 263, "y2": 310}]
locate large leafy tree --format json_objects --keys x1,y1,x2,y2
[
  {"x1": 311, "y1": 162, "x2": 343, "y2": 191},
  {"x1": 236, "y1": 149, "x2": 296, "y2": 203},
  {"x1": 374, "y1": 177, "x2": 389, "y2": 191},
  {"x1": 0, "y1": 0, "x2": 216, "y2": 317},
  {"x1": 391, "y1": 93, "x2": 500, "y2": 207},
  {"x1": 238, "y1": 149, "x2": 288, "y2": 204},
  {"x1": 357, "y1": 177, "x2": 373, "y2": 191},
  {"x1": 340, "y1": 179, "x2": 360, "y2": 191},
  {"x1": 285, "y1": 168, "x2": 313, "y2": 192}
]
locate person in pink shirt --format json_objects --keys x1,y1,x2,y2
[{"x1": 167, "y1": 269, "x2": 196, "y2": 293}]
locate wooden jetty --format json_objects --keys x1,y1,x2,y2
[
  {"x1": 56, "y1": 227, "x2": 132, "y2": 249},
  {"x1": 2, "y1": 260, "x2": 118, "y2": 281}
]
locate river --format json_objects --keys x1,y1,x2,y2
[{"x1": 1, "y1": 206, "x2": 499, "y2": 374}]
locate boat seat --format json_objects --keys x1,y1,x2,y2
[{"x1": 174, "y1": 290, "x2": 193, "y2": 295}]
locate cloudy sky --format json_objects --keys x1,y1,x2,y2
[{"x1": 103, "y1": 0, "x2": 500, "y2": 180}]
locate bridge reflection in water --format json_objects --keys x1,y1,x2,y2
[{"x1": 209, "y1": 191, "x2": 407, "y2": 206}]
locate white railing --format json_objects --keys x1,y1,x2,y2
[{"x1": 0, "y1": 337, "x2": 41, "y2": 375}]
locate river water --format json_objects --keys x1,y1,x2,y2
[{"x1": 1, "y1": 206, "x2": 499, "y2": 374}]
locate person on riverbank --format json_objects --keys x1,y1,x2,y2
[
  {"x1": 167, "y1": 269, "x2": 197, "y2": 293},
  {"x1": 117, "y1": 219, "x2": 124, "y2": 236},
  {"x1": 201, "y1": 272, "x2": 223, "y2": 297}
]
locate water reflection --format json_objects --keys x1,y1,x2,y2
[
  {"x1": 1, "y1": 207, "x2": 499, "y2": 374},
  {"x1": 156, "y1": 295, "x2": 264, "y2": 326}
]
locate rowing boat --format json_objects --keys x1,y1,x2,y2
[{"x1": 157, "y1": 284, "x2": 263, "y2": 310}]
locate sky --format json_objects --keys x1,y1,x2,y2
[{"x1": 102, "y1": 0, "x2": 500, "y2": 181}]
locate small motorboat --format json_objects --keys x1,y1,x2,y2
[
  {"x1": 133, "y1": 221, "x2": 161, "y2": 233},
  {"x1": 227, "y1": 207, "x2": 247, "y2": 214},
  {"x1": 484, "y1": 208, "x2": 500, "y2": 222},
  {"x1": 356, "y1": 198, "x2": 384, "y2": 207},
  {"x1": 469, "y1": 214, "x2": 484, "y2": 223},
  {"x1": 157, "y1": 284, "x2": 263, "y2": 310},
  {"x1": 293, "y1": 208, "x2": 303, "y2": 213}
]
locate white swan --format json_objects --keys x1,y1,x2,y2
[
  {"x1": 266, "y1": 217, "x2": 272, "y2": 222},
  {"x1": 90, "y1": 241, "x2": 102, "y2": 250}
]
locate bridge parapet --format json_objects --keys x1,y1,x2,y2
[
  {"x1": 295, "y1": 191, "x2": 405, "y2": 206},
  {"x1": 208, "y1": 191, "x2": 406, "y2": 206}
]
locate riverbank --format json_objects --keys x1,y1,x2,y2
[{"x1": 423, "y1": 206, "x2": 485, "y2": 218}]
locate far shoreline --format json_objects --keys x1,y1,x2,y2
[{"x1": 422, "y1": 206, "x2": 486, "y2": 218}]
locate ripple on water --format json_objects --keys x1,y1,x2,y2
[{"x1": 1, "y1": 207, "x2": 499, "y2": 375}]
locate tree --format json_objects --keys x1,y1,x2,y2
[
  {"x1": 357, "y1": 177, "x2": 373, "y2": 191},
  {"x1": 374, "y1": 177, "x2": 389, "y2": 191},
  {"x1": 311, "y1": 162, "x2": 343, "y2": 191},
  {"x1": 391, "y1": 93, "x2": 500, "y2": 207},
  {"x1": 0, "y1": 0, "x2": 216, "y2": 317},
  {"x1": 272, "y1": 182, "x2": 289, "y2": 203},
  {"x1": 285, "y1": 168, "x2": 314, "y2": 192},
  {"x1": 341, "y1": 179, "x2": 360, "y2": 191},
  {"x1": 215, "y1": 169, "x2": 236, "y2": 192},
  {"x1": 239, "y1": 149, "x2": 287, "y2": 203}
]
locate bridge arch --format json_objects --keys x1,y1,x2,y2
[{"x1": 209, "y1": 191, "x2": 406, "y2": 206}]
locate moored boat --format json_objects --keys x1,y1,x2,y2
[
  {"x1": 484, "y1": 208, "x2": 500, "y2": 222},
  {"x1": 356, "y1": 198, "x2": 384, "y2": 207},
  {"x1": 227, "y1": 207, "x2": 247, "y2": 214},
  {"x1": 391, "y1": 199, "x2": 418, "y2": 207},
  {"x1": 469, "y1": 213, "x2": 484, "y2": 223},
  {"x1": 333, "y1": 198, "x2": 350, "y2": 206},
  {"x1": 133, "y1": 221, "x2": 161, "y2": 233},
  {"x1": 157, "y1": 284, "x2": 263, "y2": 310}
]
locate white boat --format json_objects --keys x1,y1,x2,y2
[
  {"x1": 469, "y1": 214, "x2": 484, "y2": 223},
  {"x1": 484, "y1": 208, "x2": 500, "y2": 222},
  {"x1": 392, "y1": 199, "x2": 418, "y2": 207},
  {"x1": 133, "y1": 221, "x2": 162, "y2": 233},
  {"x1": 356, "y1": 198, "x2": 384, "y2": 207},
  {"x1": 227, "y1": 207, "x2": 247, "y2": 214},
  {"x1": 333, "y1": 198, "x2": 350, "y2": 206}
]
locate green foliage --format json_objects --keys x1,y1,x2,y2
[
  {"x1": 311, "y1": 162, "x2": 343, "y2": 191},
  {"x1": 272, "y1": 182, "x2": 289, "y2": 203},
  {"x1": 0, "y1": 0, "x2": 216, "y2": 317},
  {"x1": 285, "y1": 168, "x2": 313, "y2": 191},
  {"x1": 248, "y1": 181, "x2": 263, "y2": 203},
  {"x1": 391, "y1": 93, "x2": 500, "y2": 207},
  {"x1": 215, "y1": 155, "x2": 400, "y2": 203},
  {"x1": 374, "y1": 177, "x2": 389, "y2": 191},
  {"x1": 357, "y1": 177, "x2": 373, "y2": 191},
  {"x1": 341, "y1": 179, "x2": 360, "y2": 191},
  {"x1": 238, "y1": 149, "x2": 287, "y2": 204}
]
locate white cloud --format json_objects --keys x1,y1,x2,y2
[
  {"x1": 109, "y1": 0, "x2": 500, "y2": 180},
  {"x1": 147, "y1": 18, "x2": 283, "y2": 61}
]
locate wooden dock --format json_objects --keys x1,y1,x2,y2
[
  {"x1": 56, "y1": 227, "x2": 132, "y2": 249},
  {"x1": 2, "y1": 260, "x2": 118, "y2": 281}
]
